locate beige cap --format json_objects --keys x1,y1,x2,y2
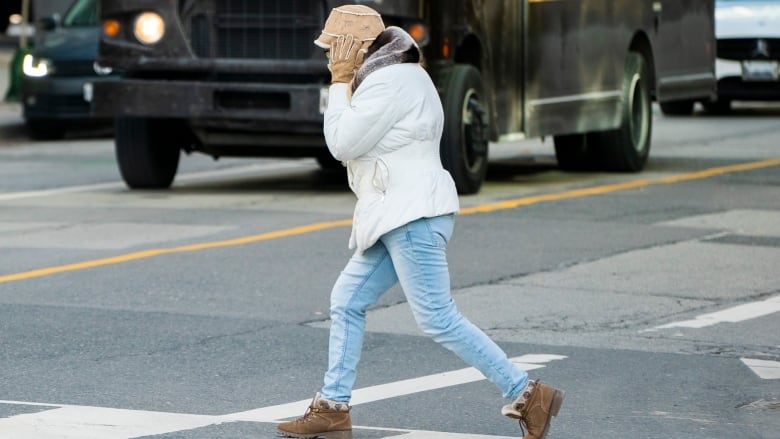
[{"x1": 314, "y1": 5, "x2": 385, "y2": 49}]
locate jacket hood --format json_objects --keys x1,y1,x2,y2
[{"x1": 353, "y1": 27, "x2": 421, "y2": 92}]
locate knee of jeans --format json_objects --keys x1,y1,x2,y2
[
  {"x1": 330, "y1": 300, "x2": 366, "y2": 321},
  {"x1": 416, "y1": 312, "x2": 461, "y2": 340}
]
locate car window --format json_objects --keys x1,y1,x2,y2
[{"x1": 62, "y1": 0, "x2": 98, "y2": 28}]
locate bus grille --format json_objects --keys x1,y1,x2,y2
[{"x1": 188, "y1": 0, "x2": 325, "y2": 60}]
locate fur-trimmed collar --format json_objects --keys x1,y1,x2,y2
[{"x1": 352, "y1": 26, "x2": 421, "y2": 93}]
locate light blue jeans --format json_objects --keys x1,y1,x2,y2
[{"x1": 321, "y1": 214, "x2": 528, "y2": 402}]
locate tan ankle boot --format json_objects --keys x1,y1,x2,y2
[
  {"x1": 501, "y1": 380, "x2": 564, "y2": 439},
  {"x1": 276, "y1": 393, "x2": 352, "y2": 439}
]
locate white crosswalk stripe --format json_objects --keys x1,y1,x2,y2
[
  {"x1": 741, "y1": 358, "x2": 780, "y2": 380},
  {"x1": 641, "y1": 295, "x2": 780, "y2": 332}
]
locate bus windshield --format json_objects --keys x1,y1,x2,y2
[{"x1": 62, "y1": 0, "x2": 98, "y2": 28}]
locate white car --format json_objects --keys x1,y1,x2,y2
[{"x1": 708, "y1": 0, "x2": 780, "y2": 112}]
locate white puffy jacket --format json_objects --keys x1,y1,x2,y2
[{"x1": 324, "y1": 63, "x2": 460, "y2": 253}]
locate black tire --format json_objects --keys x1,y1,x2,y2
[
  {"x1": 660, "y1": 100, "x2": 695, "y2": 116},
  {"x1": 25, "y1": 119, "x2": 65, "y2": 140},
  {"x1": 440, "y1": 65, "x2": 490, "y2": 195},
  {"x1": 590, "y1": 52, "x2": 652, "y2": 172},
  {"x1": 115, "y1": 118, "x2": 181, "y2": 189},
  {"x1": 553, "y1": 133, "x2": 598, "y2": 171}
]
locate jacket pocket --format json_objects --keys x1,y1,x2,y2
[
  {"x1": 346, "y1": 160, "x2": 357, "y2": 193},
  {"x1": 372, "y1": 158, "x2": 390, "y2": 196}
]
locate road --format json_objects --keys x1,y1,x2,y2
[{"x1": 0, "y1": 101, "x2": 779, "y2": 438}]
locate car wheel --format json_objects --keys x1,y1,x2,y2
[
  {"x1": 440, "y1": 65, "x2": 490, "y2": 195},
  {"x1": 115, "y1": 118, "x2": 182, "y2": 189},
  {"x1": 590, "y1": 52, "x2": 652, "y2": 172}
]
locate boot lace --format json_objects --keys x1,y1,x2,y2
[
  {"x1": 294, "y1": 406, "x2": 318, "y2": 424},
  {"x1": 514, "y1": 380, "x2": 538, "y2": 437},
  {"x1": 518, "y1": 419, "x2": 527, "y2": 436}
]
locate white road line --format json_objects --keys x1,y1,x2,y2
[
  {"x1": 0, "y1": 353, "x2": 566, "y2": 438},
  {"x1": 0, "y1": 181, "x2": 123, "y2": 202},
  {"x1": 0, "y1": 161, "x2": 312, "y2": 202},
  {"x1": 228, "y1": 354, "x2": 567, "y2": 422},
  {"x1": 741, "y1": 358, "x2": 780, "y2": 380},
  {"x1": 0, "y1": 405, "x2": 220, "y2": 439},
  {"x1": 358, "y1": 430, "x2": 517, "y2": 438},
  {"x1": 642, "y1": 295, "x2": 780, "y2": 332}
]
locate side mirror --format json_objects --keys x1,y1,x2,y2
[{"x1": 39, "y1": 15, "x2": 59, "y2": 31}]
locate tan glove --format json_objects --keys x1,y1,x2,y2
[{"x1": 328, "y1": 34, "x2": 366, "y2": 84}]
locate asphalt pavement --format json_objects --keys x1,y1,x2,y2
[{"x1": 0, "y1": 37, "x2": 779, "y2": 438}]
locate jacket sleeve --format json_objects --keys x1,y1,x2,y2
[{"x1": 324, "y1": 77, "x2": 400, "y2": 161}]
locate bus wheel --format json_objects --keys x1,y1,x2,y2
[
  {"x1": 554, "y1": 133, "x2": 598, "y2": 171},
  {"x1": 592, "y1": 52, "x2": 652, "y2": 172},
  {"x1": 115, "y1": 118, "x2": 181, "y2": 189},
  {"x1": 441, "y1": 65, "x2": 490, "y2": 195}
]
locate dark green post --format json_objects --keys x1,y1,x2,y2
[
  {"x1": 4, "y1": 46, "x2": 30, "y2": 102},
  {"x1": 4, "y1": 0, "x2": 32, "y2": 102}
]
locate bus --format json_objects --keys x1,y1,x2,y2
[{"x1": 92, "y1": 0, "x2": 716, "y2": 194}]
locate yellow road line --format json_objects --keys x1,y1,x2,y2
[
  {"x1": 0, "y1": 220, "x2": 352, "y2": 284},
  {"x1": 2, "y1": 158, "x2": 779, "y2": 284},
  {"x1": 460, "y1": 158, "x2": 780, "y2": 214}
]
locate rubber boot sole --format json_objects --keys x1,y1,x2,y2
[{"x1": 276, "y1": 429, "x2": 352, "y2": 439}]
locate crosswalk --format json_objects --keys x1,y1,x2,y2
[
  {"x1": 0, "y1": 354, "x2": 566, "y2": 439},
  {"x1": 2, "y1": 294, "x2": 778, "y2": 437}
]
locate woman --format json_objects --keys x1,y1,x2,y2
[{"x1": 277, "y1": 6, "x2": 563, "y2": 439}]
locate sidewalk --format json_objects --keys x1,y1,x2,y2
[
  {"x1": 0, "y1": 44, "x2": 25, "y2": 143},
  {"x1": 1, "y1": 45, "x2": 15, "y2": 101}
]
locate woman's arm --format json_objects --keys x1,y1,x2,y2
[{"x1": 324, "y1": 75, "x2": 400, "y2": 161}]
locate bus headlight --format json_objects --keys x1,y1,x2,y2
[
  {"x1": 134, "y1": 12, "x2": 165, "y2": 45},
  {"x1": 22, "y1": 54, "x2": 52, "y2": 78}
]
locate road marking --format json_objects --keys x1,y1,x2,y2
[
  {"x1": 229, "y1": 354, "x2": 567, "y2": 422},
  {"x1": 741, "y1": 358, "x2": 780, "y2": 380},
  {"x1": 642, "y1": 295, "x2": 780, "y2": 331},
  {"x1": 459, "y1": 158, "x2": 780, "y2": 214},
  {"x1": 0, "y1": 222, "x2": 231, "y2": 250},
  {"x1": 0, "y1": 161, "x2": 311, "y2": 202},
  {"x1": 355, "y1": 430, "x2": 517, "y2": 438},
  {"x1": 0, "y1": 354, "x2": 566, "y2": 438},
  {"x1": 1, "y1": 158, "x2": 779, "y2": 284},
  {"x1": 0, "y1": 405, "x2": 220, "y2": 439},
  {"x1": 0, "y1": 219, "x2": 352, "y2": 283}
]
